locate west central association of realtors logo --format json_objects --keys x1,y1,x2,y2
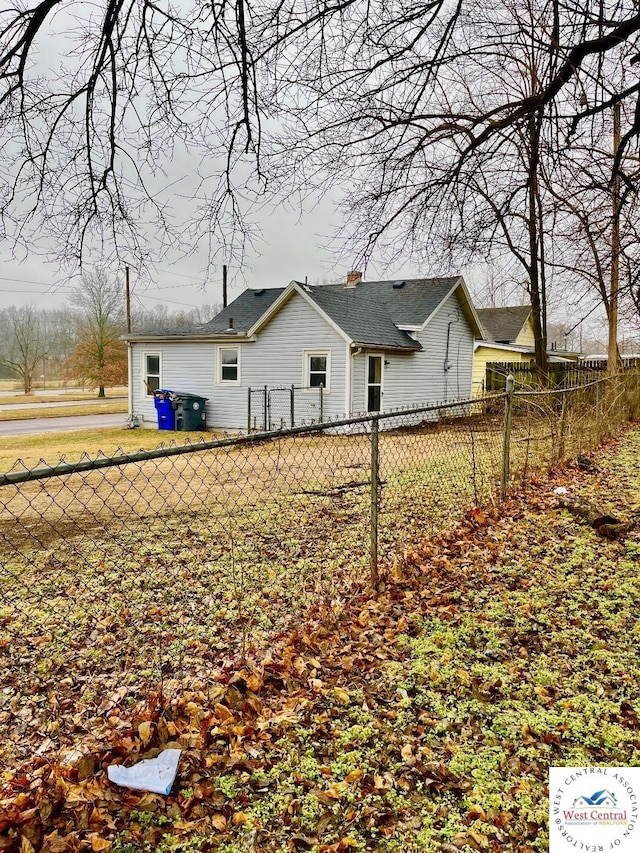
[{"x1": 550, "y1": 768, "x2": 639, "y2": 852}]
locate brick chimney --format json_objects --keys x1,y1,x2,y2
[{"x1": 346, "y1": 270, "x2": 362, "y2": 288}]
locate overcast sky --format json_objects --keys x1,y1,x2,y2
[{"x1": 0, "y1": 191, "x2": 427, "y2": 316}]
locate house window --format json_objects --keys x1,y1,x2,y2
[
  {"x1": 305, "y1": 351, "x2": 330, "y2": 390},
  {"x1": 217, "y1": 346, "x2": 240, "y2": 384},
  {"x1": 144, "y1": 353, "x2": 161, "y2": 395}
]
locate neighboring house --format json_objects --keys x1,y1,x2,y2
[
  {"x1": 477, "y1": 306, "x2": 535, "y2": 347},
  {"x1": 473, "y1": 306, "x2": 537, "y2": 395},
  {"x1": 125, "y1": 273, "x2": 484, "y2": 431},
  {"x1": 473, "y1": 305, "x2": 580, "y2": 395}
]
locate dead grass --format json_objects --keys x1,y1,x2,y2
[
  {"x1": 0, "y1": 387, "x2": 127, "y2": 405},
  {"x1": 0, "y1": 383, "x2": 634, "y2": 559},
  {"x1": 0, "y1": 381, "x2": 128, "y2": 395},
  {"x1": 0, "y1": 427, "x2": 210, "y2": 471},
  {"x1": 0, "y1": 400, "x2": 128, "y2": 421},
  {"x1": 0, "y1": 421, "x2": 505, "y2": 556}
]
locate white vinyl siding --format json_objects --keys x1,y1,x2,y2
[
  {"x1": 351, "y1": 289, "x2": 475, "y2": 413},
  {"x1": 131, "y1": 342, "x2": 217, "y2": 427},
  {"x1": 129, "y1": 291, "x2": 349, "y2": 430},
  {"x1": 239, "y1": 292, "x2": 347, "y2": 423}
]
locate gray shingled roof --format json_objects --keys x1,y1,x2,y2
[
  {"x1": 126, "y1": 277, "x2": 465, "y2": 345},
  {"x1": 124, "y1": 287, "x2": 285, "y2": 338},
  {"x1": 476, "y1": 306, "x2": 531, "y2": 343},
  {"x1": 303, "y1": 277, "x2": 460, "y2": 349},
  {"x1": 201, "y1": 287, "x2": 286, "y2": 334}
]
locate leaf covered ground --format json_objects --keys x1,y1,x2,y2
[{"x1": 2, "y1": 427, "x2": 640, "y2": 853}]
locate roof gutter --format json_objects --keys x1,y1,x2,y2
[{"x1": 122, "y1": 333, "x2": 253, "y2": 343}]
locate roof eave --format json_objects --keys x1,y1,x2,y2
[{"x1": 352, "y1": 341, "x2": 422, "y2": 352}]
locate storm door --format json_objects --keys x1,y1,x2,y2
[{"x1": 366, "y1": 355, "x2": 383, "y2": 412}]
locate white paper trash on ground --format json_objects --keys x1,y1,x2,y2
[{"x1": 107, "y1": 748, "x2": 182, "y2": 795}]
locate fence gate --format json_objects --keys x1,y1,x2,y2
[{"x1": 247, "y1": 385, "x2": 324, "y2": 431}]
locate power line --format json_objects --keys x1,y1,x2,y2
[
  {"x1": 153, "y1": 267, "x2": 211, "y2": 282},
  {"x1": 133, "y1": 292, "x2": 202, "y2": 309},
  {"x1": 0, "y1": 276, "x2": 56, "y2": 286},
  {"x1": 0, "y1": 288, "x2": 59, "y2": 293}
]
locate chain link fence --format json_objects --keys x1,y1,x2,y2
[{"x1": 1, "y1": 372, "x2": 639, "y2": 777}]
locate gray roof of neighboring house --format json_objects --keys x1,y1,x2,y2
[{"x1": 476, "y1": 306, "x2": 532, "y2": 343}]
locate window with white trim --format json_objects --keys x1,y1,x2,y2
[
  {"x1": 217, "y1": 346, "x2": 240, "y2": 384},
  {"x1": 144, "y1": 353, "x2": 161, "y2": 395},
  {"x1": 305, "y1": 351, "x2": 330, "y2": 391}
]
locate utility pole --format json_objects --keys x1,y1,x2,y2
[
  {"x1": 125, "y1": 266, "x2": 132, "y2": 334},
  {"x1": 608, "y1": 103, "x2": 621, "y2": 376},
  {"x1": 222, "y1": 264, "x2": 228, "y2": 309}
]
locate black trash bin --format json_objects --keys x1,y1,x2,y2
[
  {"x1": 172, "y1": 393, "x2": 208, "y2": 431},
  {"x1": 153, "y1": 389, "x2": 177, "y2": 430}
]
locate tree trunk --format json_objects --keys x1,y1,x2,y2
[
  {"x1": 98, "y1": 386, "x2": 105, "y2": 398},
  {"x1": 528, "y1": 111, "x2": 548, "y2": 386}
]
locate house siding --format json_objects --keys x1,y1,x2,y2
[
  {"x1": 351, "y1": 289, "x2": 475, "y2": 413},
  {"x1": 240, "y1": 292, "x2": 348, "y2": 426},
  {"x1": 130, "y1": 291, "x2": 348, "y2": 431},
  {"x1": 514, "y1": 318, "x2": 536, "y2": 347},
  {"x1": 472, "y1": 345, "x2": 534, "y2": 396},
  {"x1": 130, "y1": 341, "x2": 217, "y2": 427}
]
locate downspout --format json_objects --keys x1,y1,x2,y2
[
  {"x1": 350, "y1": 346, "x2": 363, "y2": 416},
  {"x1": 344, "y1": 341, "x2": 362, "y2": 418},
  {"x1": 443, "y1": 310, "x2": 460, "y2": 402}
]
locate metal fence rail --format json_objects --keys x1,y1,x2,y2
[{"x1": 1, "y1": 372, "x2": 639, "y2": 775}]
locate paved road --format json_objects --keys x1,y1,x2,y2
[{"x1": 0, "y1": 412, "x2": 128, "y2": 436}]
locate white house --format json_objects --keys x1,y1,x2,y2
[{"x1": 124, "y1": 273, "x2": 484, "y2": 431}]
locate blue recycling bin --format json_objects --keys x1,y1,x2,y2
[{"x1": 153, "y1": 389, "x2": 176, "y2": 430}]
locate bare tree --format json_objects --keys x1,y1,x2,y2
[
  {"x1": 1, "y1": 0, "x2": 640, "y2": 274},
  {"x1": 63, "y1": 268, "x2": 126, "y2": 396},
  {"x1": 0, "y1": 305, "x2": 48, "y2": 393},
  {"x1": 263, "y1": 0, "x2": 640, "y2": 377},
  {"x1": 131, "y1": 302, "x2": 222, "y2": 332}
]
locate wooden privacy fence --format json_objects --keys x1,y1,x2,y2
[{"x1": 486, "y1": 356, "x2": 640, "y2": 390}]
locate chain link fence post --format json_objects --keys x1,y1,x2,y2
[
  {"x1": 370, "y1": 415, "x2": 379, "y2": 589},
  {"x1": 501, "y1": 374, "x2": 515, "y2": 500}
]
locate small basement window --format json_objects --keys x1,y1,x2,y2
[
  {"x1": 218, "y1": 346, "x2": 240, "y2": 384},
  {"x1": 144, "y1": 353, "x2": 161, "y2": 395}
]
